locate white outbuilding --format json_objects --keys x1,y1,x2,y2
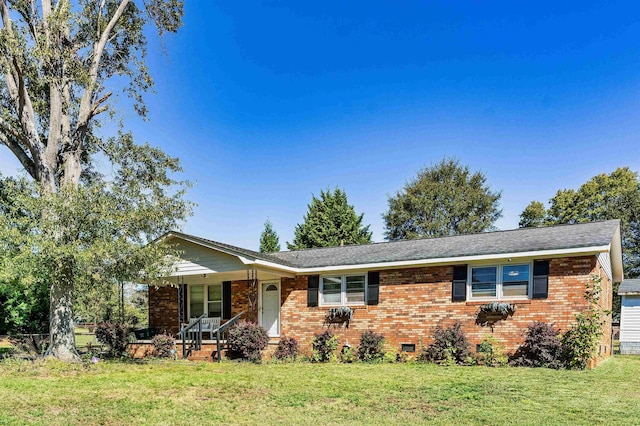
[{"x1": 619, "y1": 279, "x2": 640, "y2": 354}]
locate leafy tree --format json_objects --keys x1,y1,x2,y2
[
  {"x1": 0, "y1": 1, "x2": 188, "y2": 360},
  {"x1": 519, "y1": 201, "x2": 547, "y2": 228},
  {"x1": 259, "y1": 219, "x2": 281, "y2": 253},
  {"x1": 383, "y1": 158, "x2": 502, "y2": 241},
  {"x1": 287, "y1": 188, "x2": 372, "y2": 250},
  {"x1": 519, "y1": 167, "x2": 640, "y2": 320}
]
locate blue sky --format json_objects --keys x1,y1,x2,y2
[{"x1": 2, "y1": 1, "x2": 640, "y2": 250}]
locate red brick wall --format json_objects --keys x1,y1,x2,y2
[
  {"x1": 149, "y1": 285, "x2": 179, "y2": 335},
  {"x1": 280, "y1": 255, "x2": 612, "y2": 358},
  {"x1": 148, "y1": 255, "x2": 613, "y2": 361},
  {"x1": 149, "y1": 280, "x2": 254, "y2": 335}
]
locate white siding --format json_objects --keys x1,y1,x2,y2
[
  {"x1": 171, "y1": 241, "x2": 246, "y2": 276},
  {"x1": 620, "y1": 295, "x2": 640, "y2": 342},
  {"x1": 597, "y1": 252, "x2": 613, "y2": 281}
]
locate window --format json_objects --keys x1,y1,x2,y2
[
  {"x1": 207, "y1": 284, "x2": 222, "y2": 317},
  {"x1": 189, "y1": 284, "x2": 223, "y2": 317},
  {"x1": 189, "y1": 285, "x2": 205, "y2": 317},
  {"x1": 469, "y1": 264, "x2": 531, "y2": 300},
  {"x1": 321, "y1": 274, "x2": 366, "y2": 305}
]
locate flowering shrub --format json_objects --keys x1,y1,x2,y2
[
  {"x1": 227, "y1": 321, "x2": 269, "y2": 362},
  {"x1": 274, "y1": 336, "x2": 299, "y2": 361},
  {"x1": 312, "y1": 330, "x2": 338, "y2": 363},
  {"x1": 510, "y1": 322, "x2": 563, "y2": 368},
  {"x1": 357, "y1": 330, "x2": 385, "y2": 362},
  {"x1": 418, "y1": 322, "x2": 472, "y2": 365},
  {"x1": 95, "y1": 321, "x2": 129, "y2": 358},
  {"x1": 151, "y1": 333, "x2": 175, "y2": 358}
]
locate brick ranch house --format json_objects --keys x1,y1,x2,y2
[{"x1": 148, "y1": 219, "x2": 622, "y2": 359}]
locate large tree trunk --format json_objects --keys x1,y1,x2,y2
[{"x1": 48, "y1": 277, "x2": 78, "y2": 361}]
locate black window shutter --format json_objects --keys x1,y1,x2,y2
[
  {"x1": 367, "y1": 271, "x2": 380, "y2": 305},
  {"x1": 532, "y1": 260, "x2": 549, "y2": 299},
  {"x1": 307, "y1": 275, "x2": 319, "y2": 307},
  {"x1": 179, "y1": 284, "x2": 187, "y2": 324},
  {"x1": 452, "y1": 265, "x2": 467, "y2": 302},
  {"x1": 222, "y1": 281, "x2": 232, "y2": 319}
]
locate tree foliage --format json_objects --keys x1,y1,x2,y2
[
  {"x1": 259, "y1": 219, "x2": 280, "y2": 253},
  {"x1": 0, "y1": 0, "x2": 188, "y2": 360},
  {"x1": 287, "y1": 188, "x2": 372, "y2": 250},
  {"x1": 383, "y1": 158, "x2": 502, "y2": 241},
  {"x1": 519, "y1": 167, "x2": 640, "y2": 319},
  {"x1": 518, "y1": 201, "x2": 546, "y2": 228}
]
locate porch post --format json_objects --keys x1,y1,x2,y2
[
  {"x1": 247, "y1": 268, "x2": 259, "y2": 323},
  {"x1": 178, "y1": 277, "x2": 186, "y2": 332}
]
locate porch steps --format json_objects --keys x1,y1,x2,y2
[{"x1": 177, "y1": 338, "x2": 280, "y2": 362}]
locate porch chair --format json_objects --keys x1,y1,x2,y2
[{"x1": 201, "y1": 317, "x2": 221, "y2": 340}]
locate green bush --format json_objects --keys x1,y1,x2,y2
[
  {"x1": 357, "y1": 330, "x2": 385, "y2": 362},
  {"x1": 95, "y1": 321, "x2": 130, "y2": 358},
  {"x1": 311, "y1": 330, "x2": 338, "y2": 363},
  {"x1": 339, "y1": 345, "x2": 357, "y2": 363},
  {"x1": 418, "y1": 322, "x2": 472, "y2": 365},
  {"x1": 477, "y1": 335, "x2": 508, "y2": 367},
  {"x1": 561, "y1": 274, "x2": 607, "y2": 370},
  {"x1": 227, "y1": 321, "x2": 269, "y2": 362}
]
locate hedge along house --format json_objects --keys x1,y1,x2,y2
[
  {"x1": 618, "y1": 279, "x2": 640, "y2": 354},
  {"x1": 149, "y1": 220, "x2": 622, "y2": 359}
]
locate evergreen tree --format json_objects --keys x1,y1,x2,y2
[
  {"x1": 259, "y1": 220, "x2": 281, "y2": 253},
  {"x1": 383, "y1": 158, "x2": 502, "y2": 241},
  {"x1": 287, "y1": 188, "x2": 372, "y2": 250}
]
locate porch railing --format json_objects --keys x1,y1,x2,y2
[
  {"x1": 177, "y1": 313, "x2": 206, "y2": 359},
  {"x1": 177, "y1": 311, "x2": 245, "y2": 361},
  {"x1": 212, "y1": 311, "x2": 244, "y2": 363}
]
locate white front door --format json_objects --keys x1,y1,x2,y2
[{"x1": 261, "y1": 282, "x2": 280, "y2": 337}]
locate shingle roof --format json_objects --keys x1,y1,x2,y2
[
  {"x1": 619, "y1": 279, "x2": 640, "y2": 294},
  {"x1": 271, "y1": 220, "x2": 620, "y2": 268}
]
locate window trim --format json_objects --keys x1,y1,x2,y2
[
  {"x1": 319, "y1": 274, "x2": 367, "y2": 306},
  {"x1": 187, "y1": 283, "x2": 223, "y2": 318},
  {"x1": 467, "y1": 262, "x2": 532, "y2": 301}
]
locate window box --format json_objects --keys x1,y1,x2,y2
[
  {"x1": 324, "y1": 307, "x2": 354, "y2": 328},
  {"x1": 476, "y1": 301, "x2": 516, "y2": 327}
]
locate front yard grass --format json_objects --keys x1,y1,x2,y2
[{"x1": 0, "y1": 355, "x2": 639, "y2": 425}]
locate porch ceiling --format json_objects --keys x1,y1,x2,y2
[{"x1": 161, "y1": 268, "x2": 291, "y2": 286}]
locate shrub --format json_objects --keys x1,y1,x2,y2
[
  {"x1": 357, "y1": 330, "x2": 385, "y2": 362},
  {"x1": 561, "y1": 311, "x2": 603, "y2": 370},
  {"x1": 418, "y1": 322, "x2": 472, "y2": 365},
  {"x1": 95, "y1": 321, "x2": 130, "y2": 358},
  {"x1": 339, "y1": 345, "x2": 357, "y2": 363},
  {"x1": 274, "y1": 336, "x2": 299, "y2": 361},
  {"x1": 561, "y1": 274, "x2": 607, "y2": 370},
  {"x1": 227, "y1": 321, "x2": 269, "y2": 362},
  {"x1": 151, "y1": 333, "x2": 175, "y2": 358},
  {"x1": 311, "y1": 330, "x2": 338, "y2": 363},
  {"x1": 510, "y1": 322, "x2": 563, "y2": 368},
  {"x1": 477, "y1": 335, "x2": 508, "y2": 367}
]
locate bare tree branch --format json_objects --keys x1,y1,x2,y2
[
  {"x1": 76, "y1": 0, "x2": 130, "y2": 136},
  {"x1": 0, "y1": 133, "x2": 37, "y2": 178},
  {"x1": 0, "y1": 0, "x2": 46, "y2": 181}
]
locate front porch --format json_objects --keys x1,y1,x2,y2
[{"x1": 129, "y1": 337, "x2": 281, "y2": 362}]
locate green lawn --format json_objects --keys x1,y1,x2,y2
[{"x1": 0, "y1": 356, "x2": 639, "y2": 425}]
